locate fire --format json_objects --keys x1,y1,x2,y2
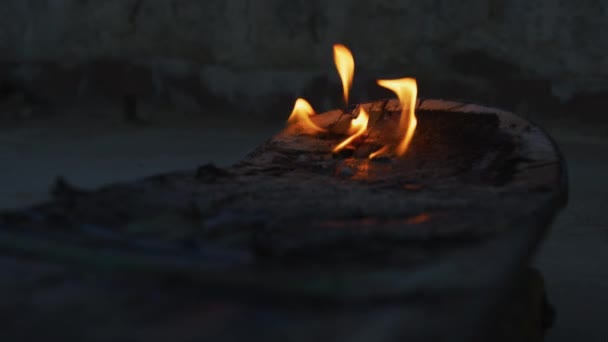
[
  {"x1": 284, "y1": 44, "x2": 419, "y2": 160},
  {"x1": 287, "y1": 98, "x2": 326, "y2": 134},
  {"x1": 369, "y1": 145, "x2": 390, "y2": 160},
  {"x1": 376, "y1": 78, "x2": 418, "y2": 156},
  {"x1": 333, "y1": 44, "x2": 355, "y2": 105},
  {"x1": 333, "y1": 107, "x2": 370, "y2": 153}
]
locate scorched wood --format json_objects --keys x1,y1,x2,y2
[{"x1": 0, "y1": 99, "x2": 567, "y2": 342}]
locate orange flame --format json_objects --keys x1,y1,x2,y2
[
  {"x1": 333, "y1": 44, "x2": 355, "y2": 105},
  {"x1": 369, "y1": 145, "x2": 390, "y2": 160},
  {"x1": 333, "y1": 107, "x2": 369, "y2": 153},
  {"x1": 287, "y1": 98, "x2": 326, "y2": 134},
  {"x1": 285, "y1": 44, "x2": 420, "y2": 161},
  {"x1": 376, "y1": 78, "x2": 418, "y2": 156}
]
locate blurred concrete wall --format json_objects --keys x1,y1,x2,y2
[{"x1": 1, "y1": 0, "x2": 607, "y2": 121}]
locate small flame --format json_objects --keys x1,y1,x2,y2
[
  {"x1": 333, "y1": 44, "x2": 355, "y2": 105},
  {"x1": 369, "y1": 145, "x2": 390, "y2": 160},
  {"x1": 287, "y1": 98, "x2": 326, "y2": 134},
  {"x1": 333, "y1": 107, "x2": 369, "y2": 153},
  {"x1": 376, "y1": 78, "x2": 418, "y2": 156}
]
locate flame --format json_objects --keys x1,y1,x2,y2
[
  {"x1": 333, "y1": 44, "x2": 355, "y2": 105},
  {"x1": 333, "y1": 107, "x2": 369, "y2": 153},
  {"x1": 284, "y1": 44, "x2": 420, "y2": 161},
  {"x1": 369, "y1": 145, "x2": 390, "y2": 160},
  {"x1": 287, "y1": 98, "x2": 326, "y2": 134},
  {"x1": 376, "y1": 78, "x2": 418, "y2": 156}
]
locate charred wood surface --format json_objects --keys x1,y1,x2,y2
[{"x1": 0, "y1": 99, "x2": 567, "y2": 341}]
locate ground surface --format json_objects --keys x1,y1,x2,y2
[{"x1": 0, "y1": 106, "x2": 606, "y2": 341}]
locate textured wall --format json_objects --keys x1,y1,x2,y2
[{"x1": 1, "y1": 0, "x2": 607, "y2": 120}]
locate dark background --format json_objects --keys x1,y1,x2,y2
[{"x1": 0, "y1": 1, "x2": 607, "y2": 341}]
